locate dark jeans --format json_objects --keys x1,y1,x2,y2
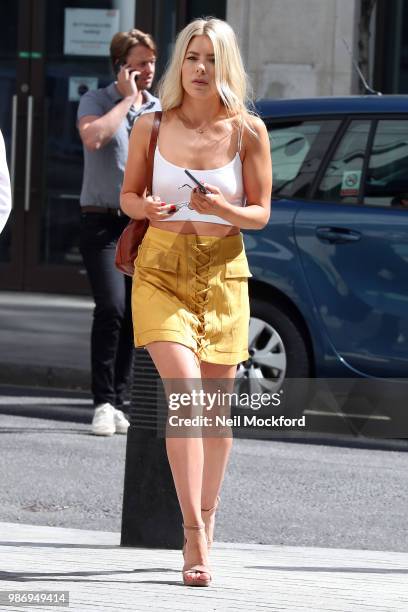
[{"x1": 80, "y1": 212, "x2": 134, "y2": 407}]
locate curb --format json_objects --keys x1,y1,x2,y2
[
  {"x1": 0, "y1": 401, "x2": 93, "y2": 423},
  {"x1": 0, "y1": 363, "x2": 90, "y2": 392}
]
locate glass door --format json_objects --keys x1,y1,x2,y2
[
  {"x1": 26, "y1": 0, "x2": 118, "y2": 293},
  {"x1": 0, "y1": 0, "x2": 28, "y2": 289},
  {"x1": 0, "y1": 0, "x2": 137, "y2": 294}
]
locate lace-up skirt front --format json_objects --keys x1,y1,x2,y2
[{"x1": 132, "y1": 225, "x2": 251, "y2": 365}]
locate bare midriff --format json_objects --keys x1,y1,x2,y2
[{"x1": 149, "y1": 220, "x2": 240, "y2": 237}]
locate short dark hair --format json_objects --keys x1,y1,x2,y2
[{"x1": 110, "y1": 29, "x2": 157, "y2": 68}]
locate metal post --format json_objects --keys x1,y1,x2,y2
[{"x1": 121, "y1": 348, "x2": 183, "y2": 548}]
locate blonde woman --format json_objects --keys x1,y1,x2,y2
[{"x1": 121, "y1": 17, "x2": 272, "y2": 587}]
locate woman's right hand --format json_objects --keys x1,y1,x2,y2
[{"x1": 143, "y1": 195, "x2": 176, "y2": 220}]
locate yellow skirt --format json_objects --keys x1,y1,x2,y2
[{"x1": 132, "y1": 225, "x2": 252, "y2": 365}]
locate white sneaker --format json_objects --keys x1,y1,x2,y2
[
  {"x1": 114, "y1": 409, "x2": 130, "y2": 434},
  {"x1": 91, "y1": 403, "x2": 116, "y2": 436}
]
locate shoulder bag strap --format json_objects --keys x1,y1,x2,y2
[{"x1": 146, "y1": 110, "x2": 162, "y2": 195}]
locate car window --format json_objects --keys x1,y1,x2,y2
[
  {"x1": 364, "y1": 120, "x2": 408, "y2": 209},
  {"x1": 268, "y1": 120, "x2": 340, "y2": 199},
  {"x1": 315, "y1": 120, "x2": 371, "y2": 204}
]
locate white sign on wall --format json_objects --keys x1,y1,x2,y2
[{"x1": 64, "y1": 8, "x2": 120, "y2": 56}]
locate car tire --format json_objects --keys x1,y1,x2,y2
[{"x1": 234, "y1": 297, "x2": 311, "y2": 418}]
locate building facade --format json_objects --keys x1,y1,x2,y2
[
  {"x1": 0, "y1": 0, "x2": 402, "y2": 295},
  {"x1": 228, "y1": 0, "x2": 359, "y2": 99}
]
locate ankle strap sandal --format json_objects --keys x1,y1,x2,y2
[
  {"x1": 182, "y1": 524, "x2": 211, "y2": 587},
  {"x1": 201, "y1": 496, "x2": 220, "y2": 551}
]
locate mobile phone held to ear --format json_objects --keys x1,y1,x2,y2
[
  {"x1": 114, "y1": 61, "x2": 139, "y2": 80},
  {"x1": 184, "y1": 169, "x2": 210, "y2": 194}
]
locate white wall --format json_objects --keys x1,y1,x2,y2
[{"x1": 227, "y1": 0, "x2": 359, "y2": 99}]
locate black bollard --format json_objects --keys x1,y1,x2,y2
[{"x1": 120, "y1": 348, "x2": 183, "y2": 548}]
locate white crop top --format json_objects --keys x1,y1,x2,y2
[{"x1": 152, "y1": 137, "x2": 245, "y2": 225}]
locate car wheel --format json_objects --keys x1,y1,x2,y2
[{"x1": 234, "y1": 298, "x2": 310, "y2": 409}]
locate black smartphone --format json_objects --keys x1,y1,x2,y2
[
  {"x1": 184, "y1": 169, "x2": 210, "y2": 194},
  {"x1": 114, "y1": 61, "x2": 139, "y2": 80}
]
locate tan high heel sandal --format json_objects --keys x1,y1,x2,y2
[
  {"x1": 201, "y1": 496, "x2": 220, "y2": 551},
  {"x1": 182, "y1": 524, "x2": 211, "y2": 587}
]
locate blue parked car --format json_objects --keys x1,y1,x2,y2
[{"x1": 238, "y1": 96, "x2": 408, "y2": 392}]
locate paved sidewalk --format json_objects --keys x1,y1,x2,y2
[{"x1": 0, "y1": 522, "x2": 407, "y2": 611}]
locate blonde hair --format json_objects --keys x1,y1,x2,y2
[{"x1": 158, "y1": 17, "x2": 254, "y2": 125}]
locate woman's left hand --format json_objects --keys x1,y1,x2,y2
[{"x1": 189, "y1": 183, "x2": 229, "y2": 216}]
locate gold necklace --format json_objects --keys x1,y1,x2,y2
[{"x1": 177, "y1": 110, "x2": 211, "y2": 134}]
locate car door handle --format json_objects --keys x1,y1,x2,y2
[{"x1": 315, "y1": 227, "x2": 361, "y2": 244}]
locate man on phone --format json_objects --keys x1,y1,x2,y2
[{"x1": 77, "y1": 29, "x2": 161, "y2": 436}]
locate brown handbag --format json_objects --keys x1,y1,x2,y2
[{"x1": 115, "y1": 110, "x2": 162, "y2": 276}]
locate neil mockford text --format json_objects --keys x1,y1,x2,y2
[
  {"x1": 166, "y1": 390, "x2": 306, "y2": 428},
  {"x1": 168, "y1": 414, "x2": 306, "y2": 428}
]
